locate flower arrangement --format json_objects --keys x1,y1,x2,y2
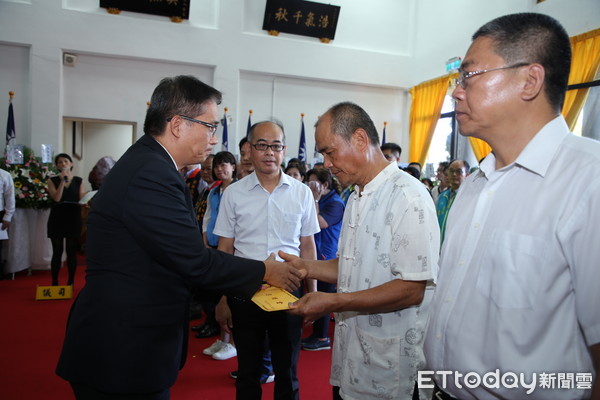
[{"x1": 0, "y1": 146, "x2": 58, "y2": 209}]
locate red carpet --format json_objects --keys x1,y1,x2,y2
[{"x1": 0, "y1": 260, "x2": 333, "y2": 399}]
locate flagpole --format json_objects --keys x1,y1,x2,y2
[
  {"x1": 6, "y1": 91, "x2": 16, "y2": 148},
  {"x1": 222, "y1": 107, "x2": 229, "y2": 152},
  {"x1": 298, "y1": 113, "x2": 306, "y2": 163},
  {"x1": 382, "y1": 121, "x2": 387, "y2": 145},
  {"x1": 246, "y1": 109, "x2": 253, "y2": 137}
]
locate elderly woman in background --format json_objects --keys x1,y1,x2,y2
[
  {"x1": 301, "y1": 167, "x2": 345, "y2": 351},
  {"x1": 47, "y1": 153, "x2": 86, "y2": 286},
  {"x1": 88, "y1": 156, "x2": 116, "y2": 191}
]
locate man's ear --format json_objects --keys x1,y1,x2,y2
[
  {"x1": 521, "y1": 63, "x2": 545, "y2": 102},
  {"x1": 351, "y1": 128, "x2": 369, "y2": 152},
  {"x1": 168, "y1": 116, "x2": 184, "y2": 139}
]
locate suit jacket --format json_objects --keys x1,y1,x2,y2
[{"x1": 56, "y1": 134, "x2": 264, "y2": 393}]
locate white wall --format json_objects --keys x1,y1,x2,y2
[
  {"x1": 63, "y1": 120, "x2": 134, "y2": 180},
  {"x1": 236, "y1": 72, "x2": 408, "y2": 162},
  {"x1": 413, "y1": 0, "x2": 600, "y2": 81},
  {"x1": 0, "y1": 0, "x2": 598, "y2": 166},
  {"x1": 62, "y1": 53, "x2": 214, "y2": 133},
  {"x1": 0, "y1": 43, "x2": 30, "y2": 149}
]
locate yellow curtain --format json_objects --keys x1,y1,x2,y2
[
  {"x1": 562, "y1": 28, "x2": 600, "y2": 130},
  {"x1": 408, "y1": 74, "x2": 454, "y2": 166},
  {"x1": 468, "y1": 137, "x2": 492, "y2": 162}
]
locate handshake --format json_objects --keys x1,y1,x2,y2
[{"x1": 262, "y1": 251, "x2": 308, "y2": 293}]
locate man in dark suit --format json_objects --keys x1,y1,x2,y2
[{"x1": 56, "y1": 76, "x2": 303, "y2": 400}]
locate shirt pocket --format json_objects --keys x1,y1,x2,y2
[
  {"x1": 476, "y1": 230, "x2": 547, "y2": 309},
  {"x1": 280, "y1": 212, "x2": 302, "y2": 239},
  {"x1": 342, "y1": 325, "x2": 401, "y2": 400}
]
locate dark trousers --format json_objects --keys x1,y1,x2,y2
[
  {"x1": 70, "y1": 382, "x2": 169, "y2": 400},
  {"x1": 50, "y1": 237, "x2": 78, "y2": 286},
  {"x1": 333, "y1": 382, "x2": 420, "y2": 400},
  {"x1": 229, "y1": 296, "x2": 302, "y2": 400}
]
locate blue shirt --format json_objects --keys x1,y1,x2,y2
[
  {"x1": 314, "y1": 190, "x2": 345, "y2": 260},
  {"x1": 436, "y1": 188, "x2": 457, "y2": 245}
]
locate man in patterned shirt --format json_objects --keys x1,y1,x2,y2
[{"x1": 281, "y1": 102, "x2": 440, "y2": 400}]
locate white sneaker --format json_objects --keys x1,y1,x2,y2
[
  {"x1": 202, "y1": 340, "x2": 224, "y2": 356},
  {"x1": 212, "y1": 343, "x2": 237, "y2": 360}
]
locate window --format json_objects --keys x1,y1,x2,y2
[{"x1": 424, "y1": 94, "x2": 455, "y2": 179}]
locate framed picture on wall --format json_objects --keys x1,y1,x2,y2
[{"x1": 72, "y1": 121, "x2": 83, "y2": 160}]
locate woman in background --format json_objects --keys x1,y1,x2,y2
[
  {"x1": 201, "y1": 151, "x2": 238, "y2": 361},
  {"x1": 47, "y1": 153, "x2": 86, "y2": 286}
]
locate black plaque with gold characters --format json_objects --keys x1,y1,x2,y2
[
  {"x1": 263, "y1": 0, "x2": 341, "y2": 42},
  {"x1": 100, "y1": 0, "x2": 190, "y2": 21}
]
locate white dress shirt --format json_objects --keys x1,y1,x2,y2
[
  {"x1": 332, "y1": 162, "x2": 439, "y2": 400},
  {"x1": 424, "y1": 116, "x2": 600, "y2": 399},
  {"x1": 213, "y1": 171, "x2": 319, "y2": 260},
  {"x1": 0, "y1": 168, "x2": 15, "y2": 223}
]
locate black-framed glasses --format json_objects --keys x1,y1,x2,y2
[
  {"x1": 251, "y1": 143, "x2": 285, "y2": 152},
  {"x1": 447, "y1": 168, "x2": 466, "y2": 175},
  {"x1": 167, "y1": 115, "x2": 218, "y2": 135},
  {"x1": 453, "y1": 62, "x2": 530, "y2": 89}
]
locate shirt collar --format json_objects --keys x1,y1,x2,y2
[
  {"x1": 152, "y1": 137, "x2": 178, "y2": 170},
  {"x1": 479, "y1": 115, "x2": 569, "y2": 179},
  {"x1": 246, "y1": 169, "x2": 290, "y2": 191},
  {"x1": 358, "y1": 162, "x2": 398, "y2": 196},
  {"x1": 513, "y1": 115, "x2": 569, "y2": 177}
]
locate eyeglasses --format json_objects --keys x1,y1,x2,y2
[
  {"x1": 454, "y1": 62, "x2": 530, "y2": 89},
  {"x1": 447, "y1": 168, "x2": 466, "y2": 175},
  {"x1": 251, "y1": 143, "x2": 285, "y2": 152},
  {"x1": 167, "y1": 115, "x2": 218, "y2": 136}
]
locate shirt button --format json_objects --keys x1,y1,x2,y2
[
  {"x1": 473, "y1": 222, "x2": 480, "y2": 229},
  {"x1": 458, "y1": 260, "x2": 465, "y2": 266},
  {"x1": 436, "y1": 333, "x2": 441, "y2": 339},
  {"x1": 445, "y1": 296, "x2": 452, "y2": 303}
]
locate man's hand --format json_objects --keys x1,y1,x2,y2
[
  {"x1": 215, "y1": 297, "x2": 233, "y2": 334},
  {"x1": 1, "y1": 220, "x2": 10, "y2": 231},
  {"x1": 307, "y1": 180, "x2": 323, "y2": 201},
  {"x1": 263, "y1": 253, "x2": 306, "y2": 292},
  {"x1": 278, "y1": 251, "x2": 310, "y2": 278},
  {"x1": 288, "y1": 291, "x2": 337, "y2": 325}
]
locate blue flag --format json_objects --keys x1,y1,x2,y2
[
  {"x1": 6, "y1": 102, "x2": 15, "y2": 146},
  {"x1": 382, "y1": 123, "x2": 387, "y2": 145},
  {"x1": 221, "y1": 111, "x2": 228, "y2": 151},
  {"x1": 246, "y1": 112, "x2": 252, "y2": 137},
  {"x1": 298, "y1": 117, "x2": 307, "y2": 162}
]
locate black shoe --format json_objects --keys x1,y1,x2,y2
[
  {"x1": 191, "y1": 323, "x2": 206, "y2": 332},
  {"x1": 195, "y1": 325, "x2": 219, "y2": 338}
]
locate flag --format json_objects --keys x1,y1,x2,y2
[
  {"x1": 6, "y1": 102, "x2": 15, "y2": 146},
  {"x1": 382, "y1": 122, "x2": 387, "y2": 145},
  {"x1": 298, "y1": 115, "x2": 306, "y2": 162},
  {"x1": 221, "y1": 109, "x2": 228, "y2": 151},
  {"x1": 246, "y1": 110, "x2": 253, "y2": 137}
]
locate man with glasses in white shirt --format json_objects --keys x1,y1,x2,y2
[
  {"x1": 424, "y1": 13, "x2": 600, "y2": 400},
  {"x1": 214, "y1": 120, "x2": 319, "y2": 400}
]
